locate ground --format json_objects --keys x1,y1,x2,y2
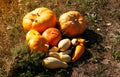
[{"x1": 0, "y1": 0, "x2": 120, "y2": 77}]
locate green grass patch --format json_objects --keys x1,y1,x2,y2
[{"x1": 8, "y1": 43, "x2": 73, "y2": 77}]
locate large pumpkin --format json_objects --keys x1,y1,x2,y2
[
  {"x1": 59, "y1": 11, "x2": 86, "y2": 37},
  {"x1": 23, "y1": 7, "x2": 57, "y2": 33},
  {"x1": 42, "y1": 28, "x2": 62, "y2": 46},
  {"x1": 28, "y1": 35, "x2": 49, "y2": 52}
]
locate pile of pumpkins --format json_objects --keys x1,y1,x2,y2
[{"x1": 22, "y1": 7, "x2": 86, "y2": 69}]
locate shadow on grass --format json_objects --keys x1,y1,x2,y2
[
  {"x1": 8, "y1": 44, "x2": 72, "y2": 77},
  {"x1": 82, "y1": 29, "x2": 103, "y2": 48},
  {"x1": 72, "y1": 29, "x2": 103, "y2": 66},
  {"x1": 47, "y1": 29, "x2": 104, "y2": 77},
  {"x1": 8, "y1": 29, "x2": 103, "y2": 77}
]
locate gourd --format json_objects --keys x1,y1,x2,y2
[
  {"x1": 42, "y1": 28, "x2": 62, "y2": 46},
  {"x1": 59, "y1": 11, "x2": 86, "y2": 37},
  {"x1": 28, "y1": 35, "x2": 49, "y2": 52},
  {"x1": 49, "y1": 46, "x2": 59, "y2": 52},
  {"x1": 60, "y1": 50, "x2": 72, "y2": 55},
  {"x1": 43, "y1": 57, "x2": 68, "y2": 69},
  {"x1": 78, "y1": 38, "x2": 86, "y2": 44},
  {"x1": 49, "y1": 52, "x2": 71, "y2": 63},
  {"x1": 71, "y1": 38, "x2": 85, "y2": 46},
  {"x1": 59, "y1": 52, "x2": 71, "y2": 63},
  {"x1": 22, "y1": 7, "x2": 57, "y2": 33},
  {"x1": 72, "y1": 38, "x2": 85, "y2": 62},
  {"x1": 58, "y1": 39, "x2": 71, "y2": 51}
]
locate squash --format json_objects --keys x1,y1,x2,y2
[
  {"x1": 43, "y1": 57, "x2": 68, "y2": 69},
  {"x1": 49, "y1": 46, "x2": 59, "y2": 52},
  {"x1": 59, "y1": 11, "x2": 86, "y2": 37},
  {"x1": 59, "y1": 52, "x2": 71, "y2": 63},
  {"x1": 28, "y1": 35, "x2": 49, "y2": 52},
  {"x1": 22, "y1": 7, "x2": 57, "y2": 33},
  {"x1": 71, "y1": 38, "x2": 85, "y2": 46},
  {"x1": 72, "y1": 38, "x2": 85, "y2": 62},
  {"x1": 26, "y1": 30, "x2": 41, "y2": 42},
  {"x1": 78, "y1": 38, "x2": 86, "y2": 44},
  {"x1": 72, "y1": 43, "x2": 85, "y2": 62},
  {"x1": 71, "y1": 38, "x2": 79, "y2": 46},
  {"x1": 49, "y1": 52, "x2": 71, "y2": 63},
  {"x1": 58, "y1": 39, "x2": 71, "y2": 51},
  {"x1": 42, "y1": 28, "x2": 62, "y2": 46},
  {"x1": 60, "y1": 50, "x2": 72, "y2": 55}
]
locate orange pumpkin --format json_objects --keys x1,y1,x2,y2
[
  {"x1": 26, "y1": 30, "x2": 41, "y2": 42},
  {"x1": 59, "y1": 11, "x2": 86, "y2": 37},
  {"x1": 28, "y1": 35, "x2": 49, "y2": 52},
  {"x1": 23, "y1": 7, "x2": 57, "y2": 33},
  {"x1": 42, "y1": 28, "x2": 62, "y2": 46}
]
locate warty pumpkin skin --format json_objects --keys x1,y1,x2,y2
[
  {"x1": 23, "y1": 7, "x2": 57, "y2": 33},
  {"x1": 26, "y1": 30, "x2": 41, "y2": 42},
  {"x1": 59, "y1": 11, "x2": 86, "y2": 37},
  {"x1": 28, "y1": 35, "x2": 49, "y2": 52}
]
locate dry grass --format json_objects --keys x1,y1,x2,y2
[{"x1": 0, "y1": 0, "x2": 120, "y2": 77}]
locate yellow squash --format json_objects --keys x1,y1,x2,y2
[
  {"x1": 43, "y1": 57, "x2": 68, "y2": 69},
  {"x1": 49, "y1": 52, "x2": 71, "y2": 63}
]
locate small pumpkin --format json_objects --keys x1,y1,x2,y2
[
  {"x1": 22, "y1": 7, "x2": 57, "y2": 33},
  {"x1": 42, "y1": 28, "x2": 62, "y2": 46},
  {"x1": 26, "y1": 30, "x2": 41, "y2": 42},
  {"x1": 28, "y1": 35, "x2": 49, "y2": 52},
  {"x1": 59, "y1": 11, "x2": 86, "y2": 37}
]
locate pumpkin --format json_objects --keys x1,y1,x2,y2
[
  {"x1": 42, "y1": 28, "x2": 62, "y2": 46},
  {"x1": 59, "y1": 11, "x2": 86, "y2": 37},
  {"x1": 26, "y1": 30, "x2": 41, "y2": 42},
  {"x1": 22, "y1": 7, "x2": 57, "y2": 33},
  {"x1": 28, "y1": 35, "x2": 49, "y2": 52}
]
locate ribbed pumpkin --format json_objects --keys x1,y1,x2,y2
[
  {"x1": 26, "y1": 30, "x2": 41, "y2": 42},
  {"x1": 22, "y1": 7, "x2": 57, "y2": 33},
  {"x1": 27, "y1": 35, "x2": 49, "y2": 52},
  {"x1": 59, "y1": 11, "x2": 86, "y2": 37}
]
